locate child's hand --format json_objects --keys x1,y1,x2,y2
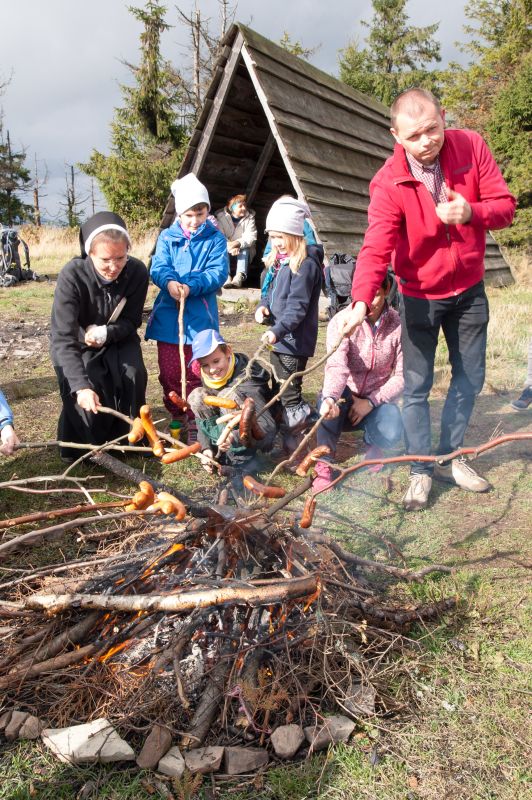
[
  {"x1": 168, "y1": 281, "x2": 190, "y2": 301},
  {"x1": 319, "y1": 397, "x2": 339, "y2": 419},
  {"x1": 255, "y1": 306, "x2": 269, "y2": 324},
  {"x1": 261, "y1": 330, "x2": 276, "y2": 345},
  {"x1": 218, "y1": 432, "x2": 236, "y2": 452},
  {"x1": 199, "y1": 449, "x2": 216, "y2": 473},
  {"x1": 348, "y1": 397, "x2": 373, "y2": 425},
  {"x1": 0, "y1": 425, "x2": 19, "y2": 456}
]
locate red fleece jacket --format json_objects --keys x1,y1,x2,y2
[{"x1": 351, "y1": 129, "x2": 516, "y2": 306}]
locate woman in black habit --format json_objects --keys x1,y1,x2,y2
[{"x1": 50, "y1": 212, "x2": 149, "y2": 460}]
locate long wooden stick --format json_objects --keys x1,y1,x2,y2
[
  {"x1": 0, "y1": 501, "x2": 126, "y2": 530},
  {"x1": 22, "y1": 574, "x2": 319, "y2": 615},
  {"x1": 178, "y1": 288, "x2": 187, "y2": 401}
]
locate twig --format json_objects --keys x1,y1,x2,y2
[
  {"x1": 0, "y1": 500, "x2": 126, "y2": 530},
  {"x1": 267, "y1": 414, "x2": 328, "y2": 482},
  {"x1": 178, "y1": 288, "x2": 187, "y2": 401},
  {"x1": 16, "y1": 441, "x2": 152, "y2": 453}
]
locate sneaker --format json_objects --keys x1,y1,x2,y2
[
  {"x1": 231, "y1": 273, "x2": 245, "y2": 288},
  {"x1": 511, "y1": 386, "x2": 532, "y2": 411},
  {"x1": 364, "y1": 444, "x2": 384, "y2": 473},
  {"x1": 402, "y1": 474, "x2": 432, "y2": 511},
  {"x1": 312, "y1": 461, "x2": 333, "y2": 494},
  {"x1": 224, "y1": 277, "x2": 234, "y2": 289},
  {"x1": 434, "y1": 458, "x2": 490, "y2": 492}
]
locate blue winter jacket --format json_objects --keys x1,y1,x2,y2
[
  {"x1": 0, "y1": 389, "x2": 14, "y2": 431},
  {"x1": 145, "y1": 219, "x2": 229, "y2": 345},
  {"x1": 262, "y1": 244, "x2": 324, "y2": 358}
]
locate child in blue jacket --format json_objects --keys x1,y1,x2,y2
[
  {"x1": 256, "y1": 198, "x2": 323, "y2": 452},
  {"x1": 146, "y1": 174, "x2": 229, "y2": 441}
]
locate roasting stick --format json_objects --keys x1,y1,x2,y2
[{"x1": 178, "y1": 286, "x2": 187, "y2": 402}]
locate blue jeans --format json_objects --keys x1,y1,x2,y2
[
  {"x1": 316, "y1": 387, "x2": 403, "y2": 459},
  {"x1": 399, "y1": 281, "x2": 489, "y2": 475},
  {"x1": 236, "y1": 247, "x2": 251, "y2": 277}
]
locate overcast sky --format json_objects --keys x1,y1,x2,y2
[{"x1": 2, "y1": 0, "x2": 470, "y2": 224}]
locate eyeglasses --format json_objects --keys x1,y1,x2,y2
[{"x1": 95, "y1": 254, "x2": 128, "y2": 267}]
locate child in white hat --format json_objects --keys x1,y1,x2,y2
[
  {"x1": 256, "y1": 197, "x2": 323, "y2": 452},
  {"x1": 145, "y1": 173, "x2": 229, "y2": 442}
]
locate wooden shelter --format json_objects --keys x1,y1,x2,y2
[{"x1": 159, "y1": 23, "x2": 513, "y2": 286}]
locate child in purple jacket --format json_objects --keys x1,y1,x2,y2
[{"x1": 313, "y1": 271, "x2": 404, "y2": 493}]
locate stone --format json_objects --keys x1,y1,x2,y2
[
  {"x1": 136, "y1": 723, "x2": 172, "y2": 769},
  {"x1": 18, "y1": 714, "x2": 44, "y2": 740},
  {"x1": 184, "y1": 746, "x2": 224, "y2": 774},
  {"x1": 157, "y1": 746, "x2": 186, "y2": 778},
  {"x1": 304, "y1": 715, "x2": 356, "y2": 752},
  {"x1": 223, "y1": 747, "x2": 269, "y2": 775},
  {"x1": 41, "y1": 718, "x2": 135, "y2": 764},
  {"x1": 270, "y1": 724, "x2": 305, "y2": 759},
  {"x1": 5, "y1": 711, "x2": 29, "y2": 741},
  {"x1": 0, "y1": 710, "x2": 13, "y2": 731},
  {"x1": 343, "y1": 681, "x2": 376, "y2": 717}
]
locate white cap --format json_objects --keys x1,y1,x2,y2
[
  {"x1": 265, "y1": 197, "x2": 311, "y2": 236},
  {"x1": 171, "y1": 173, "x2": 210, "y2": 215}
]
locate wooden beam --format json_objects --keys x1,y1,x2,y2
[
  {"x1": 189, "y1": 32, "x2": 244, "y2": 176},
  {"x1": 246, "y1": 134, "x2": 276, "y2": 206}
]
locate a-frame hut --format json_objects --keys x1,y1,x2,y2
[{"x1": 159, "y1": 23, "x2": 513, "y2": 286}]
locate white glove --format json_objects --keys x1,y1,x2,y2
[{"x1": 86, "y1": 324, "x2": 107, "y2": 345}]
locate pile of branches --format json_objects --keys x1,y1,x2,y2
[{"x1": 0, "y1": 457, "x2": 457, "y2": 751}]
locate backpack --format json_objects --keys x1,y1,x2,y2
[{"x1": 325, "y1": 253, "x2": 356, "y2": 319}]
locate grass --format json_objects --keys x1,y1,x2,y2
[{"x1": 0, "y1": 237, "x2": 531, "y2": 799}]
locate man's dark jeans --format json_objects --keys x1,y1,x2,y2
[{"x1": 399, "y1": 281, "x2": 489, "y2": 475}]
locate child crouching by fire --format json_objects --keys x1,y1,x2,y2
[{"x1": 187, "y1": 329, "x2": 278, "y2": 473}]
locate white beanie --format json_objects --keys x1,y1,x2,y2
[
  {"x1": 265, "y1": 197, "x2": 311, "y2": 236},
  {"x1": 171, "y1": 173, "x2": 210, "y2": 215}
]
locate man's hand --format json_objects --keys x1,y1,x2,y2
[
  {"x1": 341, "y1": 301, "x2": 367, "y2": 337},
  {"x1": 76, "y1": 388, "x2": 101, "y2": 414},
  {"x1": 319, "y1": 397, "x2": 340, "y2": 420},
  {"x1": 199, "y1": 448, "x2": 216, "y2": 473},
  {"x1": 348, "y1": 396, "x2": 373, "y2": 426},
  {"x1": 167, "y1": 281, "x2": 191, "y2": 301},
  {"x1": 261, "y1": 330, "x2": 277, "y2": 345},
  {"x1": 436, "y1": 189, "x2": 472, "y2": 225},
  {"x1": 0, "y1": 424, "x2": 19, "y2": 456},
  {"x1": 254, "y1": 306, "x2": 270, "y2": 324}
]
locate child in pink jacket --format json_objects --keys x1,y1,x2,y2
[{"x1": 314, "y1": 271, "x2": 403, "y2": 492}]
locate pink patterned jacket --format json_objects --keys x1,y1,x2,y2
[{"x1": 322, "y1": 305, "x2": 403, "y2": 406}]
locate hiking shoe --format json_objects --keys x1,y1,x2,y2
[
  {"x1": 312, "y1": 461, "x2": 334, "y2": 494},
  {"x1": 402, "y1": 474, "x2": 432, "y2": 511},
  {"x1": 434, "y1": 458, "x2": 490, "y2": 492},
  {"x1": 224, "y1": 277, "x2": 234, "y2": 289},
  {"x1": 511, "y1": 386, "x2": 532, "y2": 411},
  {"x1": 231, "y1": 273, "x2": 245, "y2": 288},
  {"x1": 364, "y1": 444, "x2": 384, "y2": 473}
]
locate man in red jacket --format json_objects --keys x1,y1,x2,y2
[{"x1": 346, "y1": 88, "x2": 516, "y2": 511}]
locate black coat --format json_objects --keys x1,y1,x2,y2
[{"x1": 50, "y1": 255, "x2": 149, "y2": 458}]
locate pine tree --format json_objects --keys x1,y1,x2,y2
[
  {"x1": 338, "y1": 0, "x2": 441, "y2": 106},
  {"x1": 80, "y1": 1, "x2": 188, "y2": 228},
  {"x1": 442, "y1": 0, "x2": 531, "y2": 248},
  {"x1": 0, "y1": 118, "x2": 32, "y2": 226}
]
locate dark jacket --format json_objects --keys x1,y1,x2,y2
[
  {"x1": 50, "y1": 255, "x2": 148, "y2": 394},
  {"x1": 352, "y1": 129, "x2": 516, "y2": 306},
  {"x1": 262, "y1": 244, "x2": 323, "y2": 358},
  {"x1": 190, "y1": 352, "x2": 277, "y2": 453},
  {"x1": 145, "y1": 219, "x2": 228, "y2": 345}
]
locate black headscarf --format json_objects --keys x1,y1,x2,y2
[{"x1": 79, "y1": 212, "x2": 131, "y2": 258}]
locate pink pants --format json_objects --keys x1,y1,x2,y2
[{"x1": 157, "y1": 342, "x2": 202, "y2": 421}]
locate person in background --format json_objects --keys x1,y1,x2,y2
[
  {"x1": 344, "y1": 87, "x2": 516, "y2": 511},
  {"x1": 146, "y1": 174, "x2": 228, "y2": 444},
  {"x1": 187, "y1": 329, "x2": 277, "y2": 472},
  {"x1": 511, "y1": 336, "x2": 532, "y2": 410},
  {"x1": 0, "y1": 389, "x2": 19, "y2": 456},
  {"x1": 215, "y1": 194, "x2": 257, "y2": 288},
  {"x1": 313, "y1": 271, "x2": 403, "y2": 493},
  {"x1": 256, "y1": 197, "x2": 323, "y2": 453},
  {"x1": 50, "y1": 212, "x2": 149, "y2": 462}
]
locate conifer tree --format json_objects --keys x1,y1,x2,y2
[{"x1": 0, "y1": 118, "x2": 31, "y2": 225}]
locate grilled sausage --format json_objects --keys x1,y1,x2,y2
[
  {"x1": 161, "y1": 442, "x2": 201, "y2": 464},
  {"x1": 204, "y1": 395, "x2": 238, "y2": 409},
  {"x1": 295, "y1": 446, "x2": 331, "y2": 477},
  {"x1": 128, "y1": 416, "x2": 145, "y2": 444},
  {"x1": 168, "y1": 390, "x2": 188, "y2": 413},
  {"x1": 299, "y1": 496, "x2": 317, "y2": 528},
  {"x1": 242, "y1": 475, "x2": 286, "y2": 498},
  {"x1": 239, "y1": 397, "x2": 255, "y2": 447}
]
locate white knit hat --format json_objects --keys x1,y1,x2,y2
[
  {"x1": 171, "y1": 173, "x2": 210, "y2": 215},
  {"x1": 265, "y1": 197, "x2": 311, "y2": 236}
]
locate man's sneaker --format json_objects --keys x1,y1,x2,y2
[
  {"x1": 312, "y1": 461, "x2": 334, "y2": 494},
  {"x1": 231, "y1": 273, "x2": 245, "y2": 288},
  {"x1": 511, "y1": 386, "x2": 532, "y2": 411},
  {"x1": 364, "y1": 444, "x2": 384, "y2": 473},
  {"x1": 434, "y1": 457, "x2": 490, "y2": 492},
  {"x1": 223, "y1": 277, "x2": 234, "y2": 289},
  {"x1": 402, "y1": 474, "x2": 432, "y2": 511}
]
